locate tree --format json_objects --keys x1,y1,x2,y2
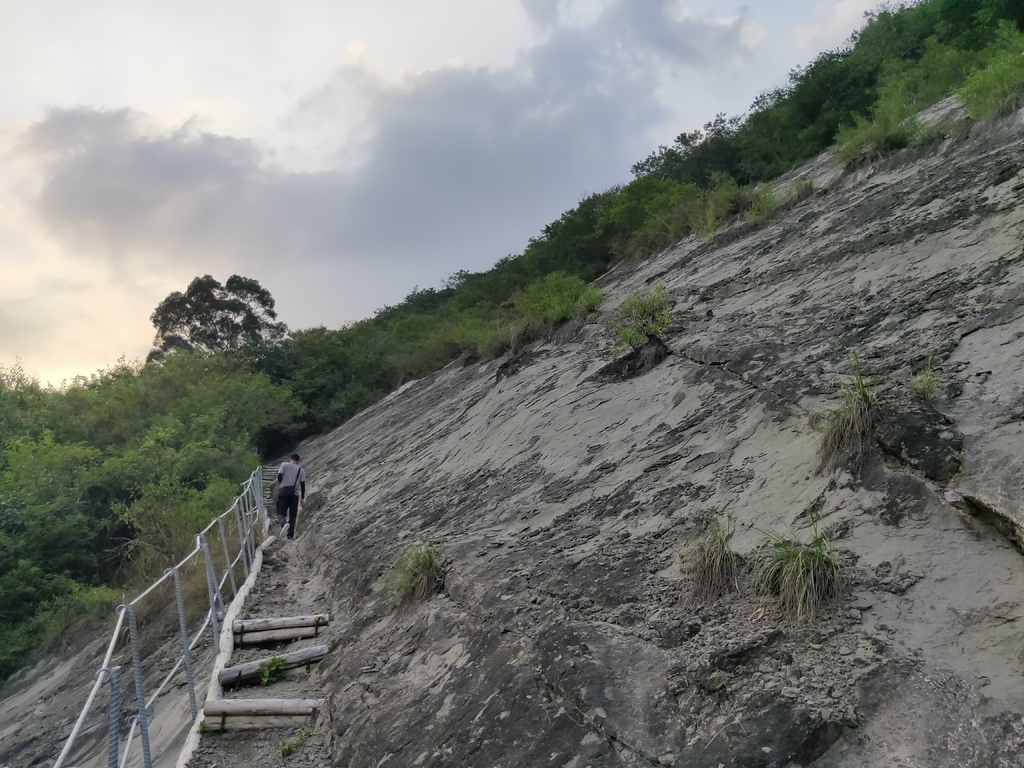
[{"x1": 149, "y1": 275, "x2": 287, "y2": 358}]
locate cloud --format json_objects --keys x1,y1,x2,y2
[
  {"x1": 17, "y1": 0, "x2": 761, "y2": 338},
  {"x1": 792, "y1": 0, "x2": 878, "y2": 51}
]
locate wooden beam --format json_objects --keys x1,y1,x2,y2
[
  {"x1": 233, "y1": 614, "x2": 329, "y2": 634},
  {"x1": 234, "y1": 625, "x2": 325, "y2": 645},
  {"x1": 219, "y1": 644, "x2": 329, "y2": 685},
  {"x1": 204, "y1": 698, "x2": 325, "y2": 716},
  {"x1": 203, "y1": 714, "x2": 312, "y2": 732}
]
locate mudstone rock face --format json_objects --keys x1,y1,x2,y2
[{"x1": 291, "y1": 107, "x2": 1024, "y2": 767}]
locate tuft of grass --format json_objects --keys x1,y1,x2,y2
[
  {"x1": 751, "y1": 525, "x2": 843, "y2": 621},
  {"x1": 906, "y1": 357, "x2": 938, "y2": 400},
  {"x1": 259, "y1": 655, "x2": 287, "y2": 686},
  {"x1": 609, "y1": 284, "x2": 672, "y2": 358},
  {"x1": 818, "y1": 349, "x2": 877, "y2": 473},
  {"x1": 791, "y1": 178, "x2": 815, "y2": 202},
  {"x1": 387, "y1": 542, "x2": 443, "y2": 605},
  {"x1": 745, "y1": 186, "x2": 779, "y2": 226},
  {"x1": 685, "y1": 518, "x2": 739, "y2": 603},
  {"x1": 280, "y1": 728, "x2": 311, "y2": 758}
]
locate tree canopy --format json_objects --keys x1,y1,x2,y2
[{"x1": 149, "y1": 274, "x2": 287, "y2": 358}]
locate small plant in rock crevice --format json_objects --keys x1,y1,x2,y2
[
  {"x1": 259, "y1": 655, "x2": 287, "y2": 686},
  {"x1": 685, "y1": 517, "x2": 740, "y2": 603},
  {"x1": 387, "y1": 541, "x2": 444, "y2": 606},
  {"x1": 609, "y1": 284, "x2": 673, "y2": 359},
  {"x1": 817, "y1": 349, "x2": 878, "y2": 473},
  {"x1": 280, "y1": 728, "x2": 311, "y2": 758},
  {"x1": 751, "y1": 525, "x2": 844, "y2": 621},
  {"x1": 906, "y1": 356, "x2": 938, "y2": 400}
]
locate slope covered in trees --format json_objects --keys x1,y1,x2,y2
[{"x1": 1, "y1": 0, "x2": 1022, "y2": 684}]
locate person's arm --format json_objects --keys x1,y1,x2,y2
[{"x1": 299, "y1": 469, "x2": 306, "y2": 505}]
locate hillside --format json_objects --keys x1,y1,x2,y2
[
  {"x1": 264, "y1": 106, "x2": 1023, "y2": 766},
  {"x1": 4, "y1": 104, "x2": 1024, "y2": 767}
]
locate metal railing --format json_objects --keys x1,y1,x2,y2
[{"x1": 53, "y1": 466, "x2": 270, "y2": 768}]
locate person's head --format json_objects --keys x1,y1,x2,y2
[{"x1": 290, "y1": 453, "x2": 300, "y2": 463}]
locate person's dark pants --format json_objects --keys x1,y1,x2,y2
[{"x1": 276, "y1": 493, "x2": 300, "y2": 539}]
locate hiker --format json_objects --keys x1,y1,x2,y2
[{"x1": 276, "y1": 453, "x2": 307, "y2": 539}]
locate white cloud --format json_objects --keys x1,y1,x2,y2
[{"x1": 792, "y1": 0, "x2": 880, "y2": 51}]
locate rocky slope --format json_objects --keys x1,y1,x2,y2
[
  {"x1": 289, "y1": 105, "x2": 1024, "y2": 768},
  {"x1": 3, "y1": 104, "x2": 1024, "y2": 768}
]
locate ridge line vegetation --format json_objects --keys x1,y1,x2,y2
[{"x1": 2, "y1": 0, "x2": 1022, "y2": 684}]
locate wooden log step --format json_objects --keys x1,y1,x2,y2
[
  {"x1": 220, "y1": 644, "x2": 329, "y2": 685},
  {"x1": 234, "y1": 625, "x2": 325, "y2": 646},
  {"x1": 233, "y1": 614, "x2": 329, "y2": 634},
  {"x1": 204, "y1": 698, "x2": 325, "y2": 717},
  {"x1": 203, "y1": 714, "x2": 312, "y2": 732}
]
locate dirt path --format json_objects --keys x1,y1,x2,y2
[{"x1": 187, "y1": 532, "x2": 335, "y2": 768}]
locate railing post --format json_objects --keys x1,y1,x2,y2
[
  {"x1": 215, "y1": 518, "x2": 237, "y2": 598},
  {"x1": 104, "y1": 666, "x2": 121, "y2": 768},
  {"x1": 199, "y1": 534, "x2": 222, "y2": 651},
  {"x1": 233, "y1": 502, "x2": 250, "y2": 578},
  {"x1": 168, "y1": 568, "x2": 198, "y2": 720},
  {"x1": 125, "y1": 606, "x2": 154, "y2": 768}
]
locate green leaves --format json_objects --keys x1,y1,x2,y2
[{"x1": 150, "y1": 274, "x2": 287, "y2": 357}]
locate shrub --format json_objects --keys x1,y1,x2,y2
[
  {"x1": 609, "y1": 284, "x2": 672, "y2": 358},
  {"x1": 387, "y1": 542, "x2": 443, "y2": 605},
  {"x1": 751, "y1": 526, "x2": 843, "y2": 621},
  {"x1": 686, "y1": 518, "x2": 739, "y2": 602},
  {"x1": 818, "y1": 349, "x2": 877, "y2": 473},
  {"x1": 259, "y1": 655, "x2": 287, "y2": 686},
  {"x1": 745, "y1": 186, "x2": 779, "y2": 225},
  {"x1": 280, "y1": 729, "x2": 311, "y2": 758},
  {"x1": 690, "y1": 173, "x2": 744, "y2": 243},
  {"x1": 907, "y1": 357, "x2": 938, "y2": 399},
  {"x1": 960, "y1": 23, "x2": 1024, "y2": 118}
]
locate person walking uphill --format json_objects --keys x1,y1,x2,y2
[{"x1": 276, "y1": 454, "x2": 307, "y2": 540}]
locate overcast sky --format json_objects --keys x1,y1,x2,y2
[{"x1": 1, "y1": 0, "x2": 879, "y2": 384}]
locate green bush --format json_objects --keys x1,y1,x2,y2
[
  {"x1": 752, "y1": 526, "x2": 843, "y2": 621},
  {"x1": 690, "y1": 173, "x2": 744, "y2": 243},
  {"x1": 818, "y1": 350, "x2": 877, "y2": 473},
  {"x1": 745, "y1": 186, "x2": 779, "y2": 225},
  {"x1": 610, "y1": 284, "x2": 673, "y2": 358},
  {"x1": 686, "y1": 518, "x2": 739, "y2": 602},
  {"x1": 387, "y1": 542, "x2": 443, "y2": 606},
  {"x1": 259, "y1": 655, "x2": 287, "y2": 686},
  {"x1": 960, "y1": 22, "x2": 1024, "y2": 118}
]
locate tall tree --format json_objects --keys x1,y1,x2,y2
[{"x1": 149, "y1": 275, "x2": 287, "y2": 358}]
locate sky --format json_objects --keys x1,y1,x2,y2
[{"x1": 0, "y1": 0, "x2": 881, "y2": 385}]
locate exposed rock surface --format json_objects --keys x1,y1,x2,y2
[{"x1": 4, "y1": 104, "x2": 1024, "y2": 768}]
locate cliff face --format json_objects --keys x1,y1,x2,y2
[{"x1": 295, "y1": 106, "x2": 1024, "y2": 767}]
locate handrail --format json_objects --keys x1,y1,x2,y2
[{"x1": 52, "y1": 465, "x2": 269, "y2": 768}]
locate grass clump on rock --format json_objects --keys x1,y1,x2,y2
[
  {"x1": 387, "y1": 541, "x2": 443, "y2": 606},
  {"x1": 906, "y1": 357, "x2": 938, "y2": 400},
  {"x1": 685, "y1": 518, "x2": 740, "y2": 603},
  {"x1": 610, "y1": 284, "x2": 672, "y2": 358},
  {"x1": 752, "y1": 526, "x2": 844, "y2": 621},
  {"x1": 280, "y1": 728, "x2": 311, "y2": 758},
  {"x1": 818, "y1": 349, "x2": 877, "y2": 473}
]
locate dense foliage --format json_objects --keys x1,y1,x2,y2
[
  {"x1": 0, "y1": 357, "x2": 300, "y2": 680},
  {"x1": 2, "y1": 0, "x2": 1022, "y2": 683}
]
